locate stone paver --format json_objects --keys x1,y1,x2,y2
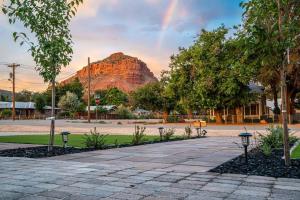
[{"x1": 0, "y1": 137, "x2": 299, "y2": 199}]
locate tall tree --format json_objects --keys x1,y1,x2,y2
[
  {"x1": 3, "y1": 0, "x2": 83, "y2": 151},
  {"x1": 241, "y1": 0, "x2": 300, "y2": 165}
]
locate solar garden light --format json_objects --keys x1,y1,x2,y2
[
  {"x1": 158, "y1": 127, "x2": 164, "y2": 141},
  {"x1": 195, "y1": 127, "x2": 201, "y2": 137},
  {"x1": 239, "y1": 132, "x2": 252, "y2": 164},
  {"x1": 61, "y1": 131, "x2": 71, "y2": 148}
]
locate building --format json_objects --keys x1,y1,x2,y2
[{"x1": 0, "y1": 101, "x2": 59, "y2": 119}]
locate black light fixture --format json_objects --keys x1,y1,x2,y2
[
  {"x1": 61, "y1": 131, "x2": 71, "y2": 148},
  {"x1": 239, "y1": 132, "x2": 252, "y2": 164},
  {"x1": 158, "y1": 127, "x2": 164, "y2": 141},
  {"x1": 195, "y1": 127, "x2": 201, "y2": 137}
]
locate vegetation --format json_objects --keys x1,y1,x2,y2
[
  {"x1": 184, "y1": 125, "x2": 193, "y2": 139},
  {"x1": 291, "y1": 143, "x2": 300, "y2": 159},
  {"x1": 94, "y1": 87, "x2": 128, "y2": 106},
  {"x1": 33, "y1": 94, "x2": 46, "y2": 113},
  {"x1": 131, "y1": 126, "x2": 146, "y2": 145},
  {"x1": 162, "y1": 128, "x2": 175, "y2": 141},
  {"x1": 58, "y1": 91, "x2": 82, "y2": 117},
  {"x1": 257, "y1": 126, "x2": 298, "y2": 156},
  {"x1": 3, "y1": 0, "x2": 83, "y2": 151},
  {"x1": 83, "y1": 127, "x2": 108, "y2": 149},
  {"x1": 0, "y1": 109, "x2": 12, "y2": 118},
  {"x1": 115, "y1": 105, "x2": 134, "y2": 119}
]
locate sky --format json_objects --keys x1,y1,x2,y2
[{"x1": 0, "y1": 0, "x2": 244, "y2": 92}]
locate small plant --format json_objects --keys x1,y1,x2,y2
[
  {"x1": 257, "y1": 125, "x2": 298, "y2": 156},
  {"x1": 0, "y1": 109, "x2": 12, "y2": 118},
  {"x1": 163, "y1": 128, "x2": 175, "y2": 141},
  {"x1": 114, "y1": 139, "x2": 119, "y2": 147},
  {"x1": 184, "y1": 125, "x2": 192, "y2": 139},
  {"x1": 262, "y1": 143, "x2": 272, "y2": 156},
  {"x1": 131, "y1": 125, "x2": 146, "y2": 145},
  {"x1": 83, "y1": 127, "x2": 108, "y2": 149}
]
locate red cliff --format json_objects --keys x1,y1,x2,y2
[{"x1": 61, "y1": 52, "x2": 158, "y2": 96}]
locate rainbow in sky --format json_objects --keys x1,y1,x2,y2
[{"x1": 157, "y1": 0, "x2": 178, "y2": 48}]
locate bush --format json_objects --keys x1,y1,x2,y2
[
  {"x1": 0, "y1": 109, "x2": 12, "y2": 118},
  {"x1": 83, "y1": 127, "x2": 108, "y2": 149},
  {"x1": 163, "y1": 128, "x2": 175, "y2": 141},
  {"x1": 257, "y1": 125, "x2": 298, "y2": 156},
  {"x1": 184, "y1": 125, "x2": 192, "y2": 139},
  {"x1": 115, "y1": 105, "x2": 135, "y2": 119},
  {"x1": 166, "y1": 115, "x2": 180, "y2": 123},
  {"x1": 131, "y1": 125, "x2": 146, "y2": 145}
]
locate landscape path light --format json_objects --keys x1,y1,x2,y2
[
  {"x1": 158, "y1": 127, "x2": 164, "y2": 141},
  {"x1": 239, "y1": 132, "x2": 252, "y2": 164},
  {"x1": 61, "y1": 131, "x2": 71, "y2": 148}
]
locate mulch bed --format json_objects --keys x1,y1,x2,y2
[
  {"x1": 0, "y1": 146, "x2": 94, "y2": 158},
  {"x1": 210, "y1": 148, "x2": 300, "y2": 179}
]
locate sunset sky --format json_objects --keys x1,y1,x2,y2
[{"x1": 0, "y1": 0, "x2": 244, "y2": 92}]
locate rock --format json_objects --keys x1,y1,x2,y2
[{"x1": 61, "y1": 52, "x2": 158, "y2": 98}]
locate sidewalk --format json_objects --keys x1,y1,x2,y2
[{"x1": 0, "y1": 137, "x2": 299, "y2": 199}]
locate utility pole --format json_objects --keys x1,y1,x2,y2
[
  {"x1": 8, "y1": 63, "x2": 20, "y2": 121},
  {"x1": 87, "y1": 57, "x2": 91, "y2": 123}
]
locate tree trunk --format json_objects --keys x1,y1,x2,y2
[
  {"x1": 272, "y1": 85, "x2": 280, "y2": 113},
  {"x1": 214, "y1": 110, "x2": 223, "y2": 124},
  {"x1": 48, "y1": 79, "x2": 55, "y2": 152},
  {"x1": 187, "y1": 109, "x2": 193, "y2": 119},
  {"x1": 235, "y1": 106, "x2": 244, "y2": 123},
  {"x1": 288, "y1": 91, "x2": 296, "y2": 124},
  {"x1": 162, "y1": 111, "x2": 168, "y2": 123}
]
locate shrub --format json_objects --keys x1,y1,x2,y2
[
  {"x1": 166, "y1": 115, "x2": 179, "y2": 123},
  {"x1": 0, "y1": 109, "x2": 12, "y2": 118},
  {"x1": 257, "y1": 125, "x2": 298, "y2": 156},
  {"x1": 184, "y1": 125, "x2": 192, "y2": 139},
  {"x1": 131, "y1": 125, "x2": 146, "y2": 145},
  {"x1": 83, "y1": 127, "x2": 108, "y2": 149},
  {"x1": 115, "y1": 105, "x2": 135, "y2": 119},
  {"x1": 163, "y1": 128, "x2": 175, "y2": 141}
]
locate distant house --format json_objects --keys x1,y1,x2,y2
[
  {"x1": 0, "y1": 101, "x2": 59, "y2": 119},
  {"x1": 204, "y1": 84, "x2": 273, "y2": 123},
  {"x1": 133, "y1": 108, "x2": 151, "y2": 116},
  {"x1": 85, "y1": 105, "x2": 117, "y2": 113}
]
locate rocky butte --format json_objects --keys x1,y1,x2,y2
[{"x1": 61, "y1": 52, "x2": 158, "y2": 97}]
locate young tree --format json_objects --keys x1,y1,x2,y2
[{"x1": 3, "y1": 0, "x2": 83, "y2": 151}]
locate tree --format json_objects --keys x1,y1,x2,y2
[
  {"x1": 168, "y1": 48, "x2": 198, "y2": 118},
  {"x1": 167, "y1": 27, "x2": 253, "y2": 123},
  {"x1": 104, "y1": 88, "x2": 128, "y2": 106},
  {"x1": 58, "y1": 91, "x2": 80, "y2": 117},
  {"x1": 241, "y1": 0, "x2": 300, "y2": 166},
  {"x1": 131, "y1": 81, "x2": 175, "y2": 121},
  {"x1": 44, "y1": 78, "x2": 84, "y2": 106},
  {"x1": 3, "y1": 0, "x2": 83, "y2": 151},
  {"x1": 33, "y1": 94, "x2": 46, "y2": 113},
  {"x1": 15, "y1": 90, "x2": 33, "y2": 102}
]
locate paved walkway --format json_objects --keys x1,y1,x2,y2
[{"x1": 0, "y1": 137, "x2": 299, "y2": 199}]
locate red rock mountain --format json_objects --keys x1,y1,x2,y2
[{"x1": 61, "y1": 52, "x2": 158, "y2": 96}]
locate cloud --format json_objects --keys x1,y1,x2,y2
[{"x1": 0, "y1": 0, "x2": 243, "y2": 92}]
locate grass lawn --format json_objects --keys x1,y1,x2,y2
[
  {"x1": 291, "y1": 143, "x2": 300, "y2": 159},
  {"x1": 0, "y1": 134, "x2": 160, "y2": 148}
]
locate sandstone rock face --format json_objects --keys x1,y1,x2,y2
[{"x1": 61, "y1": 52, "x2": 158, "y2": 97}]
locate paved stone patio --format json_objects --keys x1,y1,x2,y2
[{"x1": 0, "y1": 137, "x2": 299, "y2": 200}]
